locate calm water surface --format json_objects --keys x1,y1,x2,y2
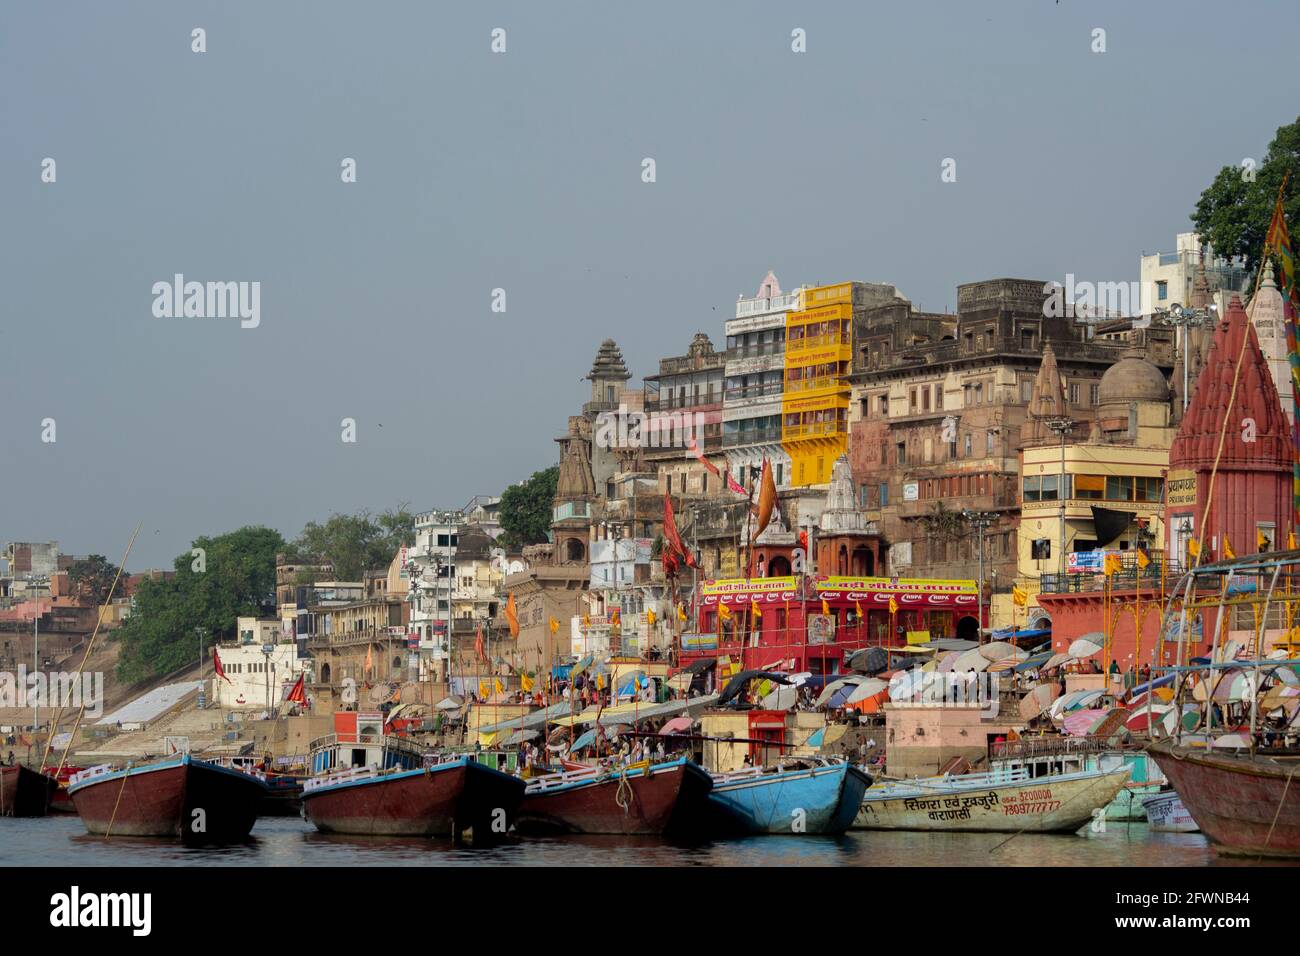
[{"x1": 3, "y1": 815, "x2": 1290, "y2": 867}]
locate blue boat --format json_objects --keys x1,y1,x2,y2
[{"x1": 707, "y1": 759, "x2": 872, "y2": 835}]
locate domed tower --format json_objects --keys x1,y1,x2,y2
[
  {"x1": 584, "y1": 339, "x2": 632, "y2": 418},
  {"x1": 1093, "y1": 349, "x2": 1171, "y2": 443},
  {"x1": 1249, "y1": 260, "x2": 1294, "y2": 429},
  {"x1": 1167, "y1": 295, "x2": 1292, "y2": 563},
  {"x1": 552, "y1": 416, "x2": 597, "y2": 564}
]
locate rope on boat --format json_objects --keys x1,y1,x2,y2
[
  {"x1": 1259, "y1": 761, "x2": 1299, "y2": 860},
  {"x1": 104, "y1": 767, "x2": 131, "y2": 839},
  {"x1": 615, "y1": 767, "x2": 632, "y2": 815}
]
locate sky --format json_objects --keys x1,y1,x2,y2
[{"x1": 2, "y1": 0, "x2": 1298, "y2": 571}]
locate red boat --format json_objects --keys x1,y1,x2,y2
[
  {"x1": 0, "y1": 764, "x2": 58, "y2": 817},
  {"x1": 67, "y1": 754, "x2": 269, "y2": 843},
  {"x1": 515, "y1": 756, "x2": 713, "y2": 836},
  {"x1": 44, "y1": 765, "x2": 84, "y2": 814},
  {"x1": 1149, "y1": 739, "x2": 1300, "y2": 858}
]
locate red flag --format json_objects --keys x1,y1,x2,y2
[
  {"x1": 726, "y1": 471, "x2": 747, "y2": 496},
  {"x1": 474, "y1": 622, "x2": 486, "y2": 661},
  {"x1": 751, "y1": 458, "x2": 777, "y2": 542},
  {"x1": 662, "y1": 493, "x2": 697, "y2": 568},
  {"x1": 212, "y1": 647, "x2": 231, "y2": 684},
  {"x1": 662, "y1": 546, "x2": 679, "y2": 579},
  {"x1": 285, "y1": 674, "x2": 306, "y2": 704},
  {"x1": 686, "y1": 437, "x2": 721, "y2": 478}
]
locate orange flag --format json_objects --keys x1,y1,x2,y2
[
  {"x1": 505, "y1": 592, "x2": 520, "y2": 637},
  {"x1": 751, "y1": 458, "x2": 777, "y2": 542}
]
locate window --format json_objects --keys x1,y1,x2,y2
[
  {"x1": 1075, "y1": 474, "x2": 1105, "y2": 500},
  {"x1": 879, "y1": 483, "x2": 889, "y2": 507},
  {"x1": 1157, "y1": 281, "x2": 1168, "y2": 301},
  {"x1": 1135, "y1": 476, "x2": 1164, "y2": 502},
  {"x1": 963, "y1": 434, "x2": 972, "y2": 457},
  {"x1": 1023, "y1": 475, "x2": 1040, "y2": 502},
  {"x1": 1069, "y1": 383, "x2": 1080, "y2": 405},
  {"x1": 1089, "y1": 384, "x2": 1100, "y2": 405},
  {"x1": 896, "y1": 442, "x2": 907, "y2": 465},
  {"x1": 986, "y1": 431, "x2": 996, "y2": 455},
  {"x1": 1106, "y1": 476, "x2": 1134, "y2": 501},
  {"x1": 1020, "y1": 379, "x2": 1034, "y2": 402}
]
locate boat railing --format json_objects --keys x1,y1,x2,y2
[
  {"x1": 991, "y1": 735, "x2": 1137, "y2": 761},
  {"x1": 307, "y1": 732, "x2": 424, "y2": 758},
  {"x1": 302, "y1": 760, "x2": 425, "y2": 793},
  {"x1": 712, "y1": 756, "x2": 845, "y2": 785},
  {"x1": 523, "y1": 765, "x2": 608, "y2": 793},
  {"x1": 69, "y1": 764, "x2": 115, "y2": 786},
  {"x1": 872, "y1": 766, "x2": 1033, "y2": 795}
]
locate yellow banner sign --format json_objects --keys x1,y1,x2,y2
[
  {"x1": 1166, "y1": 469, "x2": 1196, "y2": 507},
  {"x1": 701, "y1": 577, "x2": 798, "y2": 597}
]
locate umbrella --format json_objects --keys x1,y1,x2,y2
[
  {"x1": 1068, "y1": 634, "x2": 1104, "y2": 658},
  {"x1": 684, "y1": 658, "x2": 718, "y2": 675},
  {"x1": 435, "y1": 695, "x2": 465, "y2": 711},
  {"x1": 719, "y1": 669, "x2": 794, "y2": 705},
  {"x1": 762, "y1": 685, "x2": 799, "y2": 711},
  {"x1": 667, "y1": 673, "x2": 695, "y2": 693},
  {"x1": 846, "y1": 646, "x2": 889, "y2": 674},
  {"x1": 1212, "y1": 672, "x2": 1256, "y2": 703},
  {"x1": 979, "y1": 641, "x2": 1027, "y2": 662},
  {"x1": 951, "y1": 649, "x2": 991, "y2": 673},
  {"x1": 1042, "y1": 653, "x2": 1074, "y2": 672},
  {"x1": 845, "y1": 678, "x2": 889, "y2": 703},
  {"x1": 936, "y1": 651, "x2": 962, "y2": 673},
  {"x1": 1019, "y1": 683, "x2": 1059, "y2": 720},
  {"x1": 659, "y1": 716, "x2": 694, "y2": 735},
  {"x1": 502, "y1": 729, "x2": 539, "y2": 746},
  {"x1": 1210, "y1": 732, "x2": 1253, "y2": 750},
  {"x1": 1063, "y1": 708, "x2": 1108, "y2": 737},
  {"x1": 569, "y1": 728, "x2": 599, "y2": 751},
  {"x1": 815, "y1": 675, "x2": 864, "y2": 707},
  {"x1": 1124, "y1": 705, "x2": 1173, "y2": 734}
]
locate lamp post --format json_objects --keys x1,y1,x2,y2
[
  {"x1": 963, "y1": 511, "x2": 998, "y2": 642},
  {"x1": 1165, "y1": 303, "x2": 1218, "y2": 413},
  {"x1": 1044, "y1": 417, "x2": 1074, "y2": 586}
]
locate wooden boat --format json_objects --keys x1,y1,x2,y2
[
  {"x1": 67, "y1": 754, "x2": 268, "y2": 843},
  {"x1": 1141, "y1": 788, "x2": 1198, "y2": 832},
  {"x1": 301, "y1": 734, "x2": 523, "y2": 838},
  {"x1": 854, "y1": 766, "x2": 1131, "y2": 833},
  {"x1": 707, "y1": 759, "x2": 871, "y2": 835},
  {"x1": 0, "y1": 764, "x2": 58, "y2": 817},
  {"x1": 1148, "y1": 739, "x2": 1300, "y2": 856},
  {"x1": 45, "y1": 765, "x2": 84, "y2": 814},
  {"x1": 515, "y1": 756, "x2": 713, "y2": 835}
]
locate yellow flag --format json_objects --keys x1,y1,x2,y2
[
  {"x1": 821, "y1": 598, "x2": 831, "y2": 616},
  {"x1": 1290, "y1": 531, "x2": 1297, "y2": 550},
  {"x1": 855, "y1": 600, "x2": 864, "y2": 620},
  {"x1": 505, "y1": 592, "x2": 520, "y2": 637},
  {"x1": 677, "y1": 603, "x2": 687, "y2": 622},
  {"x1": 888, "y1": 596, "x2": 899, "y2": 616},
  {"x1": 520, "y1": 672, "x2": 534, "y2": 693},
  {"x1": 1223, "y1": 535, "x2": 1236, "y2": 560},
  {"x1": 495, "y1": 677, "x2": 505, "y2": 695},
  {"x1": 647, "y1": 609, "x2": 657, "y2": 626},
  {"x1": 549, "y1": 617, "x2": 559, "y2": 634},
  {"x1": 583, "y1": 614, "x2": 591, "y2": 627},
  {"x1": 1258, "y1": 528, "x2": 1270, "y2": 552},
  {"x1": 718, "y1": 603, "x2": 732, "y2": 621},
  {"x1": 1188, "y1": 538, "x2": 1201, "y2": 558},
  {"x1": 479, "y1": 679, "x2": 489, "y2": 699},
  {"x1": 1103, "y1": 553, "x2": 1122, "y2": 576},
  {"x1": 1012, "y1": 585, "x2": 1028, "y2": 608},
  {"x1": 1136, "y1": 547, "x2": 1151, "y2": 570},
  {"x1": 751, "y1": 602, "x2": 762, "y2": 620}
]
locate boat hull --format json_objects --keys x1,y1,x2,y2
[
  {"x1": 516, "y1": 759, "x2": 713, "y2": 836},
  {"x1": 854, "y1": 769, "x2": 1131, "y2": 833},
  {"x1": 68, "y1": 756, "x2": 267, "y2": 843},
  {"x1": 1141, "y1": 790, "x2": 1198, "y2": 833},
  {"x1": 302, "y1": 758, "x2": 524, "y2": 838},
  {"x1": 1149, "y1": 741, "x2": 1300, "y2": 856},
  {"x1": 708, "y1": 763, "x2": 872, "y2": 835},
  {"x1": 0, "y1": 765, "x2": 57, "y2": 817}
]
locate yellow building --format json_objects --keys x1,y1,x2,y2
[
  {"x1": 1018, "y1": 351, "x2": 1176, "y2": 609},
  {"x1": 782, "y1": 282, "x2": 854, "y2": 486}
]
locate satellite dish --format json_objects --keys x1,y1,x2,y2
[{"x1": 341, "y1": 678, "x2": 357, "y2": 705}]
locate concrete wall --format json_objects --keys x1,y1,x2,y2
[{"x1": 885, "y1": 703, "x2": 1021, "y2": 778}]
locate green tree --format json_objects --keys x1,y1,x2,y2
[
  {"x1": 115, "y1": 526, "x2": 285, "y2": 683},
  {"x1": 67, "y1": 554, "x2": 123, "y2": 607},
  {"x1": 1191, "y1": 117, "x2": 1300, "y2": 285},
  {"x1": 294, "y1": 507, "x2": 415, "y2": 580},
  {"x1": 498, "y1": 466, "x2": 559, "y2": 551}
]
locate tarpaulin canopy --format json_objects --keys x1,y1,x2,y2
[
  {"x1": 1015, "y1": 651, "x2": 1054, "y2": 672},
  {"x1": 659, "y1": 716, "x2": 694, "y2": 735}
]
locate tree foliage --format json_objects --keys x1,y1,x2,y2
[
  {"x1": 293, "y1": 507, "x2": 415, "y2": 581},
  {"x1": 67, "y1": 554, "x2": 123, "y2": 607},
  {"x1": 115, "y1": 526, "x2": 285, "y2": 684},
  {"x1": 498, "y1": 467, "x2": 559, "y2": 551},
  {"x1": 1191, "y1": 117, "x2": 1300, "y2": 285}
]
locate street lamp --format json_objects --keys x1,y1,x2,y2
[
  {"x1": 963, "y1": 510, "x2": 998, "y2": 642},
  {"x1": 1165, "y1": 303, "x2": 1218, "y2": 413},
  {"x1": 1044, "y1": 417, "x2": 1074, "y2": 586}
]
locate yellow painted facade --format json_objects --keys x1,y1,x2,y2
[{"x1": 782, "y1": 286, "x2": 853, "y2": 486}]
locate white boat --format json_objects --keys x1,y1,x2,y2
[
  {"x1": 1141, "y1": 789, "x2": 1199, "y2": 832},
  {"x1": 854, "y1": 766, "x2": 1131, "y2": 833}
]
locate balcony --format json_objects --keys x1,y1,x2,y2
[
  {"x1": 306, "y1": 626, "x2": 406, "y2": 649},
  {"x1": 723, "y1": 426, "x2": 783, "y2": 448},
  {"x1": 782, "y1": 422, "x2": 847, "y2": 440}
]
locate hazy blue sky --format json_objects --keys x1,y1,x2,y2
[{"x1": 3, "y1": 1, "x2": 1297, "y2": 570}]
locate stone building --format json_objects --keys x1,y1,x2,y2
[{"x1": 847, "y1": 277, "x2": 1175, "y2": 618}]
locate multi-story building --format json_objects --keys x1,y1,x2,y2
[
  {"x1": 213, "y1": 618, "x2": 309, "y2": 712},
  {"x1": 847, "y1": 277, "x2": 1176, "y2": 623},
  {"x1": 643, "y1": 333, "x2": 725, "y2": 497},
  {"x1": 724, "y1": 272, "x2": 798, "y2": 490},
  {"x1": 1138, "y1": 232, "x2": 1248, "y2": 316},
  {"x1": 304, "y1": 592, "x2": 408, "y2": 713}
]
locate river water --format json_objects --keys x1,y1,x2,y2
[{"x1": 2, "y1": 814, "x2": 1290, "y2": 867}]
